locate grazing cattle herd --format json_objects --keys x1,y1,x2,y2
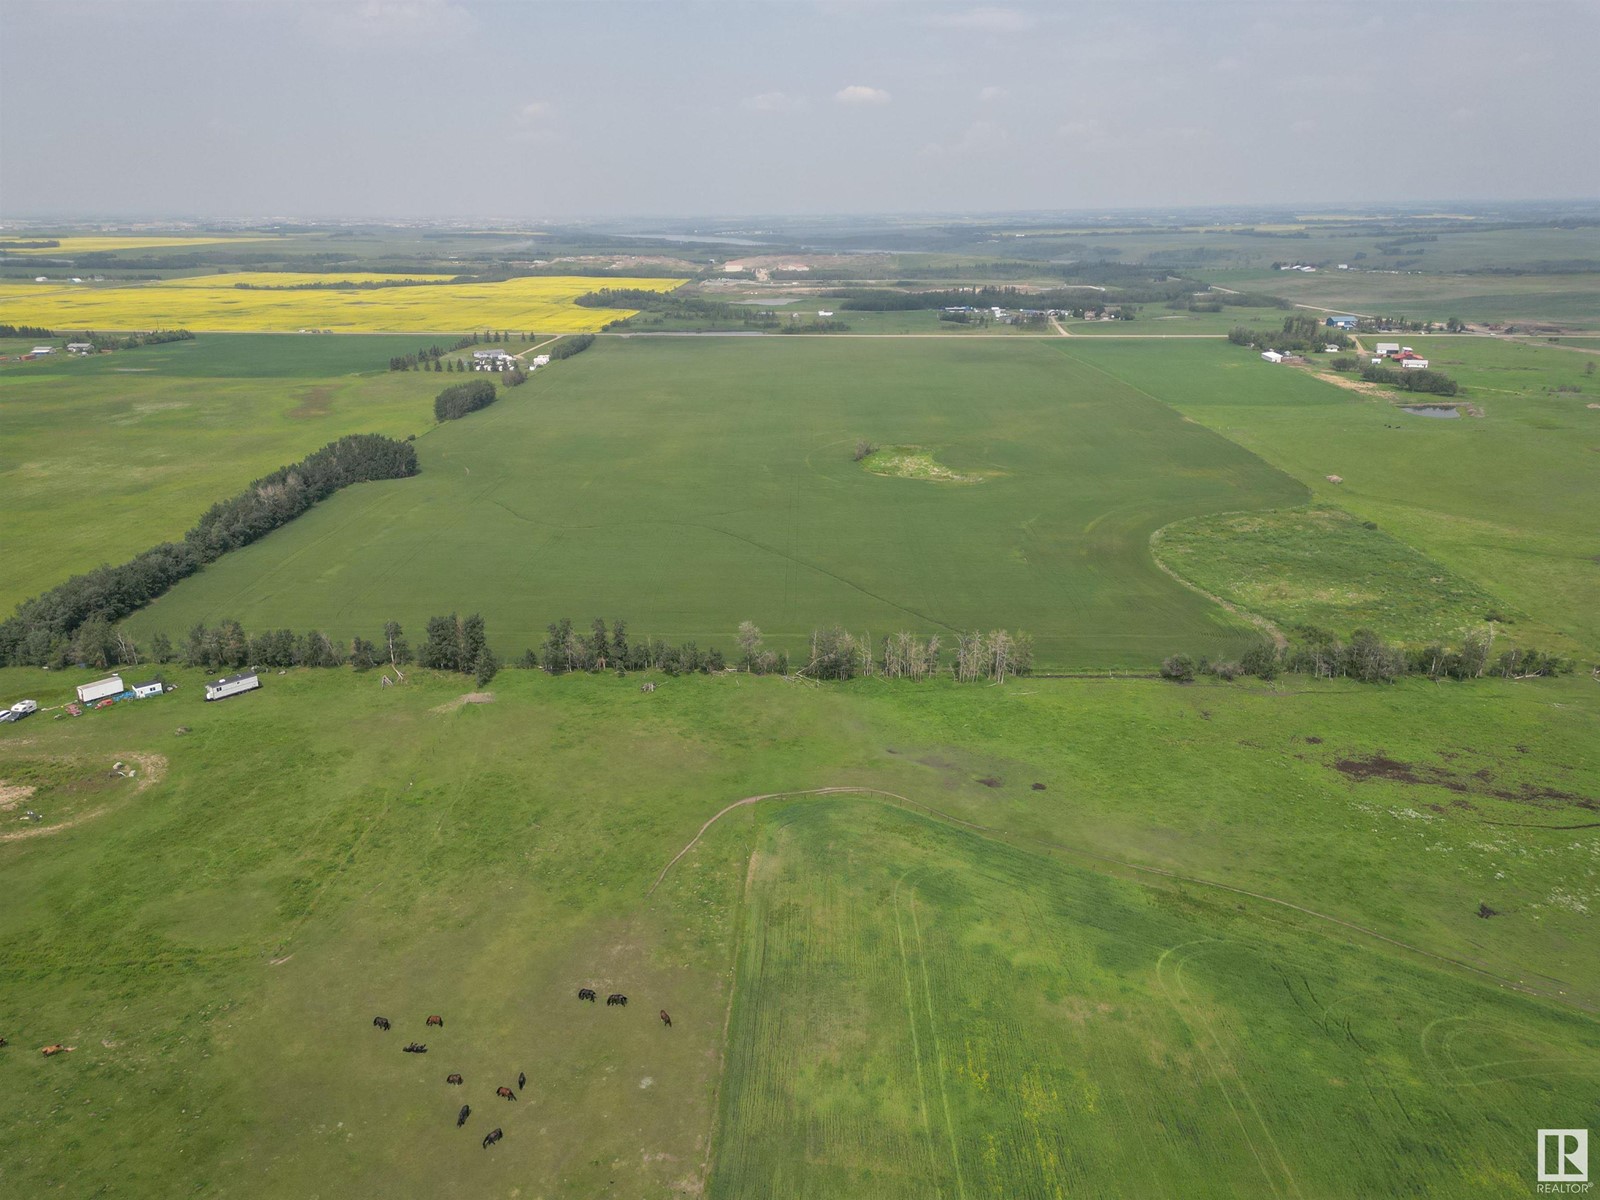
[{"x1": 367, "y1": 982, "x2": 673, "y2": 1151}]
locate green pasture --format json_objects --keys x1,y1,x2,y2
[
  {"x1": 126, "y1": 337, "x2": 1307, "y2": 669},
  {"x1": 1213, "y1": 268, "x2": 1600, "y2": 330},
  {"x1": 713, "y1": 800, "x2": 1596, "y2": 1199},
  {"x1": 1153, "y1": 506, "x2": 1517, "y2": 646},
  {"x1": 0, "y1": 335, "x2": 446, "y2": 611},
  {"x1": 1, "y1": 665, "x2": 1595, "y2": 1197},
  {"x1": 1059, "y1": 337, "x2": 1600, "y2": 654}
]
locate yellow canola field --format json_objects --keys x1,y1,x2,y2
[
  {"x1": 0, "y1": 273, "x2": 684, "y2": 333},
  {"x1": 0, "y1": 235, "x2": 285, "y2": 256}
]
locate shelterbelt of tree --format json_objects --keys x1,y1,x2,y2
[{"x1": 0, "y1": 435, "x2": 418, "y2": 667}]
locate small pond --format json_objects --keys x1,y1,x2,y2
[{"x1": 1399, "y1": 404, "x2": 1461, "y2": 419}]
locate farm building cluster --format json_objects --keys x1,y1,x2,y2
[
  {"x1": 0, "y1": 670, "x2": 267, "y2": 729},
  {"x1": 470, "y1": 349, "x2": 550, "y2": 372}
]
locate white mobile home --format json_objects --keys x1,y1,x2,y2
[
  {"x1": 130, "y1": 680, "x2": 165, "y2": 699},
  {"x1": 1261, "y1": 350, "x2": 1284, "y2": 364},
  {"x1": 76, "y1": 675, "x2": 125, "y2": 704},
  {"x1": 1375, "y1": 342, "x2": 1401, "y2": 356},
  {"x1": 204, "y1": 672, "x2": 261, "y2": 702},
  {"x1": 1402, "y1": 358, "x2": 1430, "y2": 369}
]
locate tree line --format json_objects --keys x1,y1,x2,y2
[
  {"x1": 0, "y1": 434, "x2": 419, "y2": 668},
  {"x1": 1229, "y1": 314, "x2": 1352, "y2": 355},
  {"x1": 0, "y1": 323, "x2": 55, "y2": 338},
  {"x1": 547, "y1": 333, "x2": 595, "y2": 360},
  {"x1": 434, "y1": 379, "x2": 498, "y2": 421},
  {"x1": 1358, "y1": 363, "x2": 1459, "y2": 396},
  {"x1": 575, "y1": 289, "x2": 780, "y2": 331},
  {"x1": 1161, "y1": 626, "x2": 1569, "y2": 686}
]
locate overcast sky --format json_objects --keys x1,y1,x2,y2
[{"x1": 3, "y1": 0, "x2": 1596, "y2": 220}]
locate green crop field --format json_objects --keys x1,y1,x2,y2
[
  {"x1": 2, "y1": 665, "x2": 1595, "y2": 1197},
  {"x1": 124, "y1": 337, "x2": 1309, "y2": 669},
  {"x1": 0, "y1": 334, "x2": 452, "y2": 611},
  {"x1": 1055, "y1": 337, "x2": 1600, "y2": 655}
]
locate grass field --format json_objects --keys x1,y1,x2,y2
[
  {"x1": 714, "y1": 801, "x2": 1595, "y2": 1199},
  {"x1": 124, "y1": 336, "x2": 1308, "y2": 668},
  {"x1": 2, "y1": 665, "x2": 1595, "y2": 1197},
  {"x1": 0, "y1": 334, "x2": 447, "y2": 611},
  {"x1": 1211, "y1": 268, "x2": 1600, "y2": 331},
  {"x1": 0, "y1": 274, "x2": 683, "y2": 333},
  {"x1": 1056, "y1": 337, "x2": 1600, "y2": 654},
  {"x1": 1153, "y1": 506, "x2": 1519, "y2": 645}
]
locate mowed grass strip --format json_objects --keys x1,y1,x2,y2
[
  {"x1": 0, "y1": 274, "x2": 682, "y2": 333},
  {"x1": 1153, "y1": 506, "x2": 1516, "y2": 644},
  {"x1": 127, "y1": 336, "x2": 1307, "y2": 668},
  {"x1": 711, "y1": 800, "x2": 1599, "y2": 1200}
]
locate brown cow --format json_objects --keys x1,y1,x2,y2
[
  {"x1": 41, "y1": 1044, "x2": 74, "y2": 1056},
  {"x1": 446, "y1": 1073, "x2": 463, "y2": 1085},
  {"x1": 496, "y1": 1086, "x2": 517, "y2": 1101},
  {"x1": 426, "y1": 1015, "x2": 444, "y2": 1027},
  {"x1": 660, "y1": 1010, "x2": 672, "y2": 1028}
]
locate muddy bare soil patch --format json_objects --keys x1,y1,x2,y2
[{"x1": 1333, "y1": 753, "x2": 1596, "y2": 811}]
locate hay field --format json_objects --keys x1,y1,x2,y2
[
  {"x1": 129, "y1": 336, "x2": 1309, "y2": 669},
  {"x1": 0, "y1": 273, "x2": 683, "y2": 332}
]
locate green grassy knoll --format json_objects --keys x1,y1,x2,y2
[
  {"x1": 127, "y1": 337, "x2": 1307, "y2": 669},
  {"x1": 0, "y1": 334, "x2": 447, "y2": 612},
  {"x1": 1, "y1": 666, "x2": 1595, "y2": 1196},
  {"x1": 1056, "y1": 338, "x2": 1600, "y2": 653},
  {"x1": 712, "y1": 800, "x2": 1596, "y2": 1199},
  {"x1": 1153, "y1": 506, "x2": 1511, "y2": 644}
]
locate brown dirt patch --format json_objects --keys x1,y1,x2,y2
[
  {"x1": 0, "y1": 752, "x2": 167, "y2": 842},
  {"x1": 430, "y1": 692, "x2": 495, "y2": 714},
  {"x1": 287, "y1": 386, "x2": 333, "y2": 419},
  {"x1": 1332, "y1": 753, "x2": 1595, "y2": 811},
  {"x1": 0, "y1": 782, "x2": 37, "y2": 811}
]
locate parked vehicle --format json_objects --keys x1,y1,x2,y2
[
  {"x1": 94, "y1": 698, "x2": 115, "y2": 710},
  {"x1": 10, "y1": 699, "x2": 38, "y2": 717}
]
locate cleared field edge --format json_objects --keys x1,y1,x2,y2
[{"x1": 1148, "y1": 515, "x2": 1288, "y2": 650}]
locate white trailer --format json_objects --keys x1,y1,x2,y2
[
  {"x1": 76, "y1": 675, "x2": 125, "y2": 704},
  {"x1": 204, "y1": 672, "x2": 261, "y2": 702},
  {"x1": 130, "y1": 681, "x2": 165, "y2": 699}
]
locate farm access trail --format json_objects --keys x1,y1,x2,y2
[{"x1": 649, "y1": 785, "x2": 1592, "y2": 1012}]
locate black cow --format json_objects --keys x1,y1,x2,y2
[
  {"x1": 446, "y1": 1073, "x2": 463, "y2": 1085},
  {"x1": 482, "y1": 1128, "x2": 503, "y2": 1149},
  {"x1": 518, "y1": 1071, "x2": 526, "y2": 1091},
  {"x1": 578, "y1": 988, "x2": 596, "y2": 1002},
  {"x1": 403, "y1": 1042, "x2": 427, "y2": 1053},
  {"x1": 457, "y1": 1104, "x2": 470, "y2": 1127},
  {"x1": 606, "y1": 993, "x2": 627, "y2": 1007},
  {"x1": 372, "y1": 1016, "x2": 391, "y2": 1031}
]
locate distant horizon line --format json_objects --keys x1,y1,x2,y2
[{"x1": 4, "y1": 198, "x2": 1600, "y2": 231}]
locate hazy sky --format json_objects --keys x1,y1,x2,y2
[{"x1": 3, "y1": 0, "x2": 1596, "y2": 220}]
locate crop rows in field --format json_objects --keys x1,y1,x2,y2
[{"x1": 0, "y1": 273, "x2": 684, "y2": 333}]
